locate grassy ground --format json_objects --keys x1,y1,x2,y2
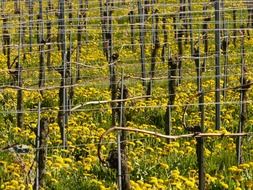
[{"x1": 0, "y1": 0, "x2": 253, "y2": 189}]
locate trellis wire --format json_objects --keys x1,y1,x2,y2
[
  {"x1": 1, "y1": 131, "x2": 252, "y2": 153},
  {"x1": 1, "y1": 1, "x2": 253, "y2": 189},
  {"x1": 35, "y1": 101, "x2": 41, "y2": 190}
]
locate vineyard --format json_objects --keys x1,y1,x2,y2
[{"x1": 0, "y1": 0, "x2": 253, "y2": 189}]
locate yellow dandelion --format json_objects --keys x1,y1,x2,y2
[
  {"x1": 204, "y1": 148, "x2": 211, "y2": 157},
  {"x1": 135, "y1": 140, "x2": 143, "y2": 146},
  {"x1": 146, "y1": 146, "x2": 154, "y2": 152},
  {"x1": 63, "y1": 158, "x2": 73, "y2": 163},
  {"x1": 160, "y1": 163, "x2": 169, "y2": 170},
  {"x1": 156, "y1": 183, "x2": 166, "y2": 189},
  {"x1": 238, "y1": 163, "x2": 250, "y2": 169},
  {"x1": 149, "y1": 177, "x2": 158, "y2": 185},
  {"x1": 171, "y1": 169, "x2": 180, "y2": 177},
  {"x1": 220, "y1": 182, "x2": 229, "y2": 189},
  {"x1": 127, "y1": 141, "x2": 135, "y2": 146},
  {"x1": 55, "y1": 157, "x2": 64, "y2": 164},
  {"x1": 158, "y1": 179, "x2": 164, "y2": 184},
  {"x1": 52, "y1": 163, "x2": 62, "y2": 169},
  {"x1": 185, "y1": 180, "x2": 195, "y2": 188},
  {"x1": 51, "y1": 178, "x2": 58, "y2": 184},
  {"x1": 137, "y1": 180, "x2": 144, "y2": 185},
  {"x1": 144, "y1": 183, "x2": 152, "y2": 188},
  {"x1": 45, "y1": 171, "x2": 51, "y2": 177}
]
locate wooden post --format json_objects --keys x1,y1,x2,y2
[
  {"x1": 188, "y1": 0, "x2": 194, "y2": 56},
  {"x1": 84, "y1": 0, "x2": 88, "y2": 43},
  {"x1": 138, "y1": 0, "x2": 147, "y2": 88},
  {"x1": 76, "y1": 0, "x2": 85, "y2": 81},
  {"x1": 34, "y1": 112, "x2": 48, "y2": 190},
  {"x1": 222, "y1": 30, "x2": 229, "y2": 99},
  {"x1": 172, "y1": 14, "x2": 177, "y2": 42},
  {"x1": 2, "y1": 15, "x2": 11, "y2": 68},
  {"x1": 194, "y1": 46, "x2": 205, "y2": 190},
  {"x1": 105, "y1": 0, "x2": 117, "y2": 127},
  {"x1": 28, "y1": 0, "x2": 34, "y2": 52},
  {"x1": 128, "y1": 10, "x2": 135, "y2": 52},
  {"x1": 14, "y1": 0, "x2": 20, "y2": 14},
  {"x1": 246, "y1": 0, "x2": 253, "y2": 37},
  {"x1": 147, "y1": 9, "x2": 160, "y2": 95},
  {"x1": 67, "y1": 33, "x2": 74, "y2": 115},
  {"x1": 100, "y1": 0, "x2": 108, "y2": 57},
  {"x1": 177, "y1": 29, "x2": 183, "y2": 85},
  {"x1": 214, "y1": 0, "x2": 221, "y2": 130},
  {"x1": 38, "y1": 0, "x2": 45, "y2": 92},
  {"x1": 177, "y1": 0, "x2": 185, "y2": 85},
  {"x1": 118, "y1": 71, "x2": 130, "y2": 190},
  {"x1": 179, "y1": 0, "x2": 188, "y2": 43},
  {"x1": 233, "y1": 10, "x2": 237, "y2": 47},
  {"x1": 46, "y1": 20, "x2": 52, "y2": 69},
  {"x1": 58, "y1": 0, "x2": 68, "y2": 148},
  {"x1": 161, "y1": 16, "x2": 168, "y2": 63},
  {"x1": 202, "y1": 3, "x2": 211, "y2": 72},
  {"x1": 165, "y1": 55, "x2": 177, "y2": 142},
  {"x1": 38, "y1": 119, "x2": 48, "y2": 187},
  {"x1": 236, "y1": 28, "x2": 249, "y2": 165},
  {"x1": 67, "y1": 0, "x2": 73, "y2": 24},
  {"x1": 17, "y1": 8, "x2": 23, "y2": 128}
]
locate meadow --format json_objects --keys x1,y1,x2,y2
[{"x1": 0, "y1": 0, "x2": 253, "y2": 189}]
